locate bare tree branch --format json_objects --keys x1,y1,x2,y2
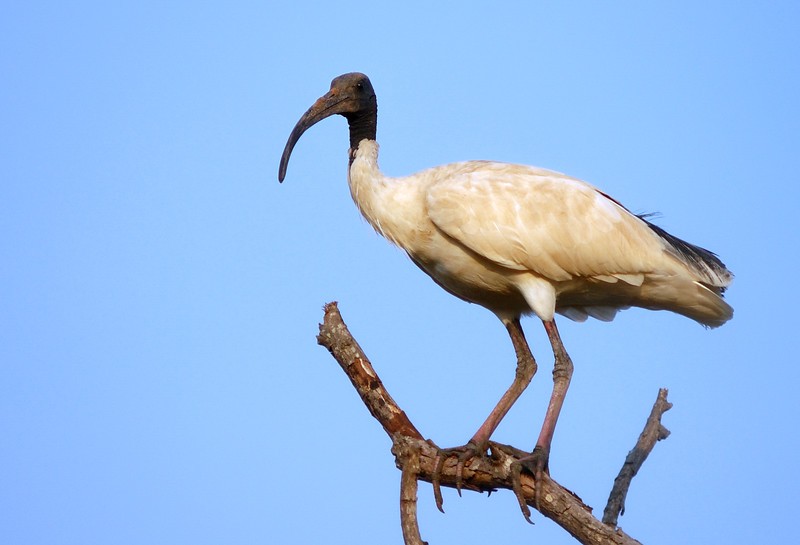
[
  {"x1": 603, "y1": 388, "x2": 673, "y2": 527},
  {"x1": 315, "y1": 302, "x2": 423, "y2": 441},
  {"x1": 398, "y1": 443, "x2": 427, "y2": 545},
  {"x1": 317, "y1": 301, "x2": 649, "y2": 545}
]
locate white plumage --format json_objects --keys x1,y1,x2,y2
[
  {"x1": 349, "y1": 139, "x2": 732, "y2": 327},
  {"x1": 279, "y1": 72, "x2": 733, "y2": 491}
]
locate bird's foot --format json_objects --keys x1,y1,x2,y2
[
  {"x1": 431, "y1": 441, "x2": 488, "y2": 512},
  {"x1": 511, "y1": 445, "x2": 550, "y2": 524}
]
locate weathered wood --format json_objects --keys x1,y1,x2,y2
[
  {"x1": 603, "y1": 388, "x2": 672, "y2": 527},
  {"x1": 317, "y1": 302, "x2": 650, "y2": 545}
]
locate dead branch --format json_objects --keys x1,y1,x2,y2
[
  {"x1": 399, "y1": 445, "x2": 426, "y2": 545},
  {"x1": 603, "y1": 388, "x2": 672, "y2": 527},
  {"x1": 316, "y1": 301, "x2": 647, "y2": 545}
]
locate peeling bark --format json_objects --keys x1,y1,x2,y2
[{"x1": 317, "y1": 301, "x2": 661, "y2": 545}]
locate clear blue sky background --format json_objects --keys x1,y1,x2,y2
[{"x1": 2, "y1": 2, "x2": 798, "y2": 544}]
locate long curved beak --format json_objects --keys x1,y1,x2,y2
[{"x1": 278, "y1": 90, "x2": 350, "y2": 182}]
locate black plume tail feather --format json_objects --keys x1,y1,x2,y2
[{"x1": 638, "y1": 215, "x2": 732, "y2": 292}]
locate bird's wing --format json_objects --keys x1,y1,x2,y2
[{"x1": 425, "y1": 162, "x2": 667, "y2": 283}]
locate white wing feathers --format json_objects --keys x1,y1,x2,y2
[{"x1": 426, "y1": 163, "x2": 668, "y2": 284}]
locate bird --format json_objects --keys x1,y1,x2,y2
[{"x1": 278, "y1": 72, "x2": 733, "y2": 503}]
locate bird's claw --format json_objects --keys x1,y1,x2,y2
[
  {"x1": 511, "y1": 445, "x2": 550, "y2": 524},
  {"x1": 431, "y1": 441, "x2": 487, "y2": 512}
]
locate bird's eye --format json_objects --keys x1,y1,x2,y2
[{"x1": 356, "y1": 82, "x2": 363, "y2": 90}]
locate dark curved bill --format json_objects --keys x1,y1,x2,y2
[{"x1": 278, "y1": 91, "x2": 347, "y2": 182}]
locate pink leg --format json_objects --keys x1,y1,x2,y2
[
  {"x1": 519, "y1": 319, "x2": 574, "y2": 480},
  {"x1": 512, "y1": 319, "x2": 574, "y2": 520},
  {"x1": 468, "y1": 317, "x2": 539, "y2": 448},
  {"x1": 432, "y1": 317, "x2": 538, "y2": 510}
]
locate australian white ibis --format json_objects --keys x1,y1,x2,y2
[{"x1": 278, "y1": 72, "x2": 733, "y2": 498}]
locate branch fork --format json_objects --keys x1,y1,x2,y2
[{"x1": 316, "y1": 301, "x2": 670, "y2": 545}]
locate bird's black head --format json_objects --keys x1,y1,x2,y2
[{"x1": 279, "y1": 72, "x2": 377, "y2": 182}]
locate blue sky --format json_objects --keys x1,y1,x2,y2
[{"x1": 2, "y1": 2, "x2": 798, "y2": 544}]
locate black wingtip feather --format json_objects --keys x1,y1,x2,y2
[{"x1": 638, "y1": 215, "x2": 732, "y2": 291}]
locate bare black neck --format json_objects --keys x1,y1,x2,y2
[{"x1": 346, "y1": 104, "x2": 377, "y2": 162}]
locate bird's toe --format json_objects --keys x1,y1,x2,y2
[
  {"x1": 511, "y1": 445, "x2": 551, "y2": 523},
  {"x1": 431, "y1": 441, "x2": 488, "y2": 512}
]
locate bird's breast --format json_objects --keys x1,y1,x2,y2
[
  {"x1": 347, "y1": 146, "x2": 532, "y2": 315},
  {"x1": 405, "y1": 230, "x2": 532, "y2": 315}
]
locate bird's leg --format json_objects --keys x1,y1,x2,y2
[
  {"x1": 432, "y1": 317, "x2": 538, "y2": 511},
  {"x1": 469, "y1": 318, "x2": 539, "y2": 448},
  {"x1": 513, "y1": 319, "x2": 574, "y2": 518}
]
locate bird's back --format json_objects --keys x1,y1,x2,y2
[
  {"x1": 349, "y1": 145, "x2": 733, "y2": 327},
  {"x1": 421, "y1": 161, "x2": 733, "y2": 327}
]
